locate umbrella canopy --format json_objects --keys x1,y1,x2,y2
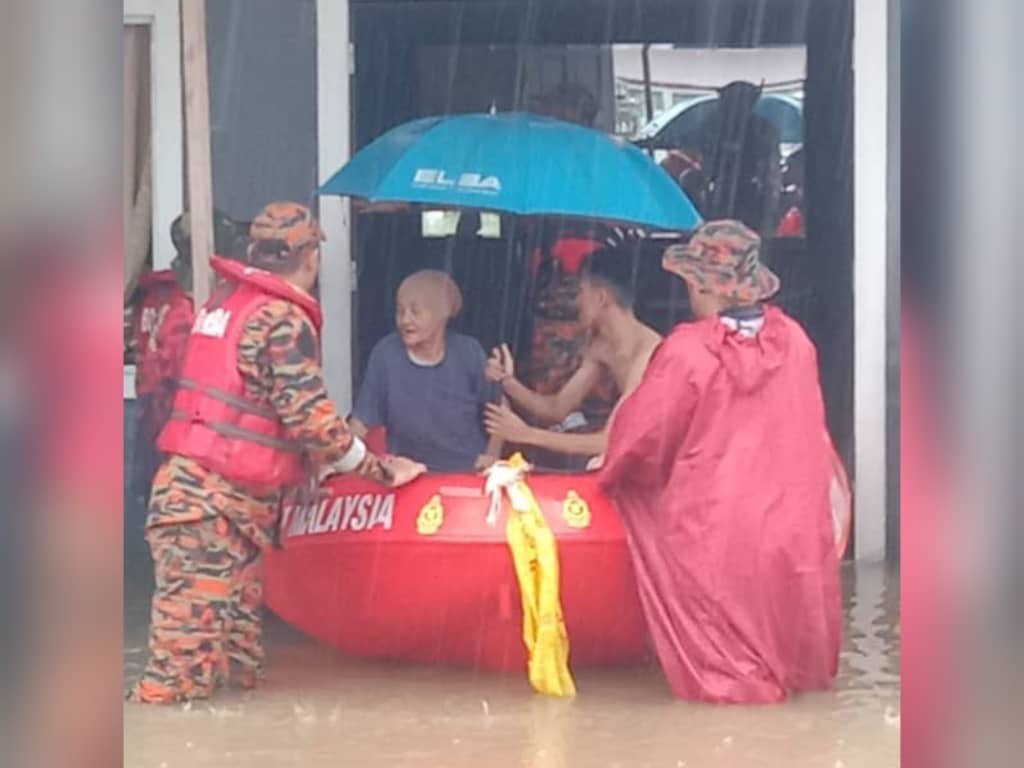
[{"x1": 319, "y1": 112, "x2": 701, "y2": 231}]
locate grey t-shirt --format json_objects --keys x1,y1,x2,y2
[{"x1": 353, "y1": 332, "x2": 497, "y2": 472}]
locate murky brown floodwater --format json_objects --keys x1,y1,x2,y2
[{"x1": 124, "y1": 563, "x2": 899, "y2": 768}]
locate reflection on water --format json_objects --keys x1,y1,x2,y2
[{"x1": 124, "y1": 563, "x2": 899, "y2": 768}]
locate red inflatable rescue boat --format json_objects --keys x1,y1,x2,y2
[{"x1": 264, "y1": 470, "x2": 650, "y2": 672}]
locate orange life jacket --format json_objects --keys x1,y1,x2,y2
[
  {"x1": 157, "y1": 256, "x2": 322, "y2": 489},
  {"x1": 133, "y1": 270, "x2": 193, "y2": 396}
]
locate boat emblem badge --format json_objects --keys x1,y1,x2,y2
[
  {"x1": 562, "y1": 491, "x2": 591, "y2": 529},
  {"x1": 417, "y1": 494, "x2": 445, "y2": 536}
]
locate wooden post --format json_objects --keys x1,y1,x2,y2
[{"x1": 181, "y1": 0, "x2": 214, "y2": 306}]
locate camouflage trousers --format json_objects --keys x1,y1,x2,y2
[{"x1": 130, "y1": 516, "x2": 264, "y2": 703}]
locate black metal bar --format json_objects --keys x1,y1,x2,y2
[{"x1": 641, "y1": 43, "x2": 654, "y2": 123}]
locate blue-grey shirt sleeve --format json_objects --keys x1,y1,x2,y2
[{"x1": 352, "y1": 339, "x2": 387, "y2": 427}]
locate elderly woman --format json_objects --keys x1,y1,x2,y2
[{"x1": 350, "y1": 270, "x2": 502, "y2": 472}]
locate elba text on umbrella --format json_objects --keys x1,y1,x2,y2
[{"x1": 413, "y1": 169, "x2": 502, "y2": 194}]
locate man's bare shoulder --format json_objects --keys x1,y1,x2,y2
[
  {"x1": 618, "y1": 324, "x2": 663, "y2": 394},
  {"x1": 638, "y1": 323, "x2": 663, "y2": 356}
]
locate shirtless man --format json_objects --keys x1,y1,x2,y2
[{"x1": 483, "y1": 247, "x2": 661, "y2": 464}]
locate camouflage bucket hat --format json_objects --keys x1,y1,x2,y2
[
  {"x1": 248, "y1": 202, "x2": 326, "y2": 257},
  {"x1": 662, "y1": 219, "x2": 780, "y2": 303}
]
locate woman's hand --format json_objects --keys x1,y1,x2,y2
[
  {"x1": 484, "y1": 403, "x2": 532, "y2": 444},
  {"x1": 485, "y1": 344, "x2": 515, "y2": 384},
  {"x1": 382, "y1": 455, "x2": 427, "y2": 487}
]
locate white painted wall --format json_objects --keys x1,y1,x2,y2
[
  {"x1": 853, "y1": 0, "x2": 890, "y2": 560},
  {"x1": 316, "y1": 0, "x2": 354, "y2": 412},
  {"x1": 124, "y1": 0, "x2": 183, "y2": 270},
  {"x1": 613, "y1": 46, "x2": 806, "y2": 88}
]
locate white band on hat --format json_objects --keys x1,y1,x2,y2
[{"x1": 333, "y1": 436, "x2": 368, "y2": 474}]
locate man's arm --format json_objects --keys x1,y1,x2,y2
[
  {"x1": 473, "y1": 342, "x2": 505, "y2": 466},
  {"x1": 256, "y1": 306, "x2": 387, "y2": 482},
  {"x1": 484, "y1": 401, "x2": 607, "y2": 458},
  {"x1": 501, "y1": 359, "x2": 602, "y2": 426},
  {"x1": 522, "y1": 425, "x2": 607, "y2": 457},
  {"x1": 476, "y1": 393, "x2": 508, "y2": 468},
  {"x1": 481, "y1": 432, "x2": 504, "y2": 463}
]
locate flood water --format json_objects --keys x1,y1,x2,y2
[{"x1": 124, "y1": 563, "x2": 899, "y2": 768}]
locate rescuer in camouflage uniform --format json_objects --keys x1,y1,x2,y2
[{"x1": 129, "y1": 203, "x2": 424, "y2": 704}]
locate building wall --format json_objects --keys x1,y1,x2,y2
[
  {"x1": 612, "y1": 45, "x2": 806, "y2": 89},
  {"x1": 206, "y1": 0, "x2": 319, "y2": 221}
]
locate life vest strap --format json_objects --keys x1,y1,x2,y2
[
  {"x1": 176, "y1": 378, "x2": 279, "y2": 420},
  {"x1": 169, "y1": 409, "x2": 303, "y2": 454}
]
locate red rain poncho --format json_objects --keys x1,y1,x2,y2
[{"x1": 599, "y1": 305, "x2": 841, "y2": 703}]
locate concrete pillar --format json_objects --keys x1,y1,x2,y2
[
  {"x1": 316, "y1": 0, "x2": 354, "y2": 411},
  {"x1": 853, "y1": 0, "x2": 892, "y2": 560}
]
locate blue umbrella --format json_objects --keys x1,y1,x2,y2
[{"x1": 319, "y1": 112, "x2": 701, "y2": 231}]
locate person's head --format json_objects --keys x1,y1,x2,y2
[
  {"x1": 662, "y1": 219, "x2": 780, "y2": 319},
  {"x1": 577, "y1": 247, "x2": 637, "y2": 328},
  {"x1": 246, "y1": 202, "x2": 326, "y2": 293},
  {"x1": 535, "y1": 83, "x2": 598, "y2": 127},
  {"x1": 717, "y1": 80, "x2": 762, "y2": 117},
  {"x1": 170, "y1": 209, "x2": 241, "y2": 291},
  {"x1": 394, "y1": 269, "x2": 463, "y2": 350}
]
